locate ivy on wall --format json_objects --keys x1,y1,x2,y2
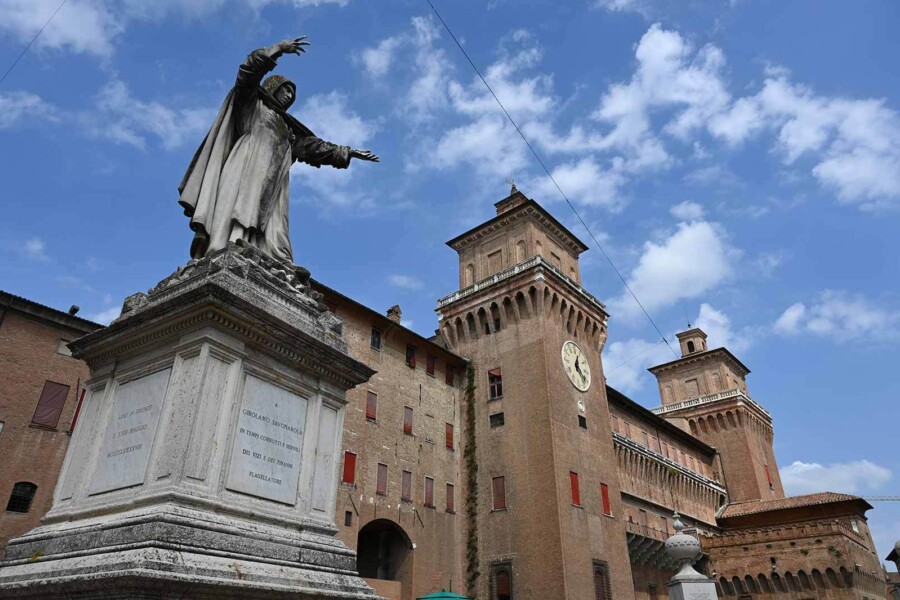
[{"x1": 463, "y1": 362, "x2": 480, "y2": 596}]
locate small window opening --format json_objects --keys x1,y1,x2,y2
[
  {"x1": 490, "y1": 413, "x2": 505, "y2": 428},
  {"x1": 370, "y1": 328, "x2": 382, "y2": 350},
  {"x1": 488, "y1": 368, "x2": 503, "y2": 400},
  {"x1": 6, "y1": 482, "x2": 37, "y2": 513},
  {"x1": 344, "y1": 511, "x2": 353, "y2": 526},
  {"x1": 687, "y1": 340, "x2": 695, "y2": 353},
  {"x1": 578, "y1": 415, "x2": 587, "y2": 429}
]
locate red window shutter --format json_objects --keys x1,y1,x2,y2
[
  {"x1": 445, "y1": 423, "x2": 454, "y2": 449},
  {"x1": 426, "y1": 355, "x2": 436, "y2": 376},
  {"x1": 31, "y1": 381, "x2": 70, "y2": 428},
  {"x1": 401, "y1": 470, "x2": 412, "y2": 501},
  {"x1": 376, "y1": 463, "x2": 387, "y2": 495},
  {"x1": 403, "y1": 406, "x2": 413, "y2": 435},
  {"x1": 424, "y1": 477, "x2": 434, "y2": 506},
  {"x1": 446, "y1": 483, "x2": 455, "y2": 511},
  {"x1": 492, "y1": 476, "x2": 506, "y2": 510},
  {"x1": 765, "y1": 464, "x2": 773, "y2": 486},
  {"x1": 366, "y1": 391, "x2": 377, "y2": 420},
  {"x1": 600, "y1": 483, "x2": 612, "y2": 516},
  {"x1": 445, "y1": 366, "x2": 454, "y2": 386},
  {"x1": 611, "y1": 416, "x2": 620, "y2": 433},
  {"x1": 570, "y1": 472, "x2": 581, "y2": 506},
  {"x1": 342, "y1": 451, "x2": 356, "y2": 484}
]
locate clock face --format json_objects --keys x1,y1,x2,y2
[{"x1": 562, "y1": 341, "x2": 591, "y2": 392}]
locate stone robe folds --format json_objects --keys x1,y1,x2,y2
[{"x1": 179, "y1": 49, "x2": 351, "y2": 263}]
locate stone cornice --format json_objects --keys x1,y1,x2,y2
[
  {"x1": 0, "y1": 290, "x2": 102, "y2": 334},
  {"x1": 651, "y1": 388, "x2": 772, "y2": 422},
  {"x1": 614, "y1": 432, "x2": 727, "y2": 493},
  {"x1": 436, "y1": 255, "x2": 607, "y2": 318},
  {"x1": 648, "y1": 347, "x2": 751, "y2": 378},
  {"x1": 446, "y1": 200, "x2": 589, "y2": 256}
]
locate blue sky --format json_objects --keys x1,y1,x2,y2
[{"x1": 1, "y1": 0, "x2": 898, "y2": 561}]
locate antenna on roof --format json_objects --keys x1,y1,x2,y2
[{"x1": 683, "y1": 305, "x2": 691, "y2": 329}]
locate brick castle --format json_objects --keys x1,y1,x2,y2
[{"x1": 0, "y1": 188, "x2": 888, "y2": 600}]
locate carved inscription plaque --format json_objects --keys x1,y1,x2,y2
[
  {"x1": 226, "y1": 375, "x2": 308, "y2": 504},
  {"x1": 90, "y1": 368, "x2": 171, "y2": 494}
]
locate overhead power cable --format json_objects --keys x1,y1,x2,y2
[
  {"x1": 0, "y1": 0, "x2": 70, "y2": 88},
  {"x1": 425, "y1": 0, "x2": 678, "y2": 358}
]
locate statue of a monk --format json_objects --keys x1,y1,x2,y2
[{"x1": 178, "y1": 37, "x2": 379, "y2": 264}]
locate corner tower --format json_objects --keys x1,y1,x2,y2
[
  {"x1": 648, "y1": 327, "x2": 784, "y2": 502},
  {"x1": 436, "y1": 187, "x2": 635, "y2": 600}
]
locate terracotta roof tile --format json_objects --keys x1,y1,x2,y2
[{"x1": 720, "y1": 492, "x2": 862, "y2": 519}]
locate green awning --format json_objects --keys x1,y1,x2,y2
[{"x1": 416, "y1": 592, "x2": 472, "y2": 600}]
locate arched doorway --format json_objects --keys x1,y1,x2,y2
[{"x1": 357, "y1": 519, "x2": 414, "y2": 600}]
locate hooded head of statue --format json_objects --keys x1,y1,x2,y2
[{"x1": 262, "y1": 74, "x2": 297, "y2": 110}]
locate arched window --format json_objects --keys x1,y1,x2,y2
[
  {"x1": 6, "y1": 482, "x2": 37, "y2": 513},
  {"x1": 687, "y1": 340, "x2": 695, "y2": 353},
  {"x1": 515, "y1": 240, "x2": 526, "y2": 263},
  {"x1": 495, "y1": 567, "x2": 512, "y2": 600}
]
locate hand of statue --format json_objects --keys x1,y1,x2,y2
[
  {"x1": 350, "y1": 149, "x2": 381, "y2": 163},
  {"x1": 276, "y1": 36, "x2": 310, "y2": 57}
]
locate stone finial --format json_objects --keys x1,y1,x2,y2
[
  {"x1": 665, "y1": 512, "x2": 704, "y2": 581},
  {"x1": 387, "y1": 305, "x2": 402, "y2": 323}
]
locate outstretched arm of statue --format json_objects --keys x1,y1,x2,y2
[
  {"x1": 293, "y1": 138, "x2": 380, "y2": 169},
  {"x1": 235, "y1": 37, "x2": 310, "y2": 93}
]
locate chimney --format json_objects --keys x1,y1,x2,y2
[
  {"x1": 494, "y1": 183, "x2": 528, "y2": 215},
  {"x1": 387, "y1": 305, "x2": 402, "y2": 323},
  {"x1": 68, "y1": 305, "x2": 80, "y2": 316}
]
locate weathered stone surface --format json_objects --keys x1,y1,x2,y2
[{"x1": 0, "y1": 246, "x2": 380, "y2": 598}]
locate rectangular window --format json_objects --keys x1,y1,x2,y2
[
  {"x1": 445, "y1": 366, "x2": 454, "y2": 386},
  {"x1": 578, "y1": 415, "x2": 587, "y2": 429},
  {"x1": 446, "y1": 483, "x2": 455, "y2": 512},
  {"x1": 489, "y1": 412, "x2": 505, "y2": 428},
  {"x1": 488, "y1": 368, "x2": 503, "y2": 400},
  {"x1": 376, "y1": 463, "x2": 388, "y2": 496},
  {"x1": 406, "y1": 345, "x2": 416, "y2": 368},
  {"x1": 680, "y1": 451, "x2": 686, "y2": 466},
  {"x1": 623, "y1": 421, "x2": 631, "y2": 438},
  {"x1": 401, "y1": 470, "x2": 412, "y2": 501},
  {"x1": 342, "y1": 451, "x2": 357, "y2": 484},
  {"x1": 344, "y1": 510, "x2": 353, "y2": 526},
  {"x1": 445, "y1": 423, "x2": 454, "y2": 449},
  {"x1": 426, "y1": 354, "x2": 436, "y2": 376},
  {"x1": 661, "y1": 442, "x2": 669, "y2": 458},
  {"x1": 370, "y1": 328, "x2": 382, "y2": 350},
  {"x1": 403, "y1": 406, "x2": 413, "y2": 435},
  {"x1": 570, "y1": 472, "x2": 581, "y2": 506},
  {"x1": 31, "y1": 381, "x2": 70, "y2": 429},
  {"x1": 639, "y1": 509, "x2": 648, "y2": 527},
  {"x1": 611, "y1": 415, "x2": 620, "y2": 433},
  {"x1": 424, "y1": 476, "x2": 434, "y2": 507},
  {"x1": 366, "y1": 391, "x2": 377, "y2": 421},
  {"x1": 492, "y1": 476, "x2": 506, "y2": 510},
  {"x1": 600, "y1": 483, "x2": 612, "y2": 516},
  {"x1": 641, "y1": 430, "x2": 649, "y2": 447},
  {"x1": 650, "y1": 436, "x2": 661, "y2": 454},
  {"x1": 661, "y1": 516, "x2": 669, "y2": 536},
  {"x1": 689, "y1": 456, "x2": 696, "y2": 471}
]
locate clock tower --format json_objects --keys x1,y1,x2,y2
[{"x1": 436, "y1": 187, "x2": 634, "y2": 600}]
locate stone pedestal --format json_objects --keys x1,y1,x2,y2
[
  {"x1": 0, "y1": 243, "x2": 381, "y2": 599},
  {"x1": 665, "y1": 514, "x2": 719, "y2": 600}
]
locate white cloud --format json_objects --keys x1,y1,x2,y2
[
  {"x1": 709, "y1": 74, "x2": 900, "y2": 209},
  {"x1": 22, "y1": 237, "x2": 49, "y2": 261},
  {"x1": 0, "y1": 0, "x2": 351, "y2": 58},
  {"x1": 603, "y1": 337, "x2": 671, "y2": 394},
  {"x1": 388, "y1": 274, "x2": 424, "y2": 291},
  {"x1": 360, "y1": 35, "x2": 403, "y2": 78},
  {"x1": 669, "y1": 200, "x2": 705, "y2": 221},
  {"x1": 781, "y1": 460, "x2": 891, "y2": 496},
  {"x1": 694, "y1": 302, "x2": 753, "y2": 353},
  {"x1": 85, "y1": 78, "x2": 213, "y2": 150},
  {"x1": 529, "y1": 157, "x2": 627, "y2": 209},
  {"x1": 773, "y1": 291, "x2": 900, "y2": 342},
  {"x1": 432, "y1": 116, "x2": 529, "y2": 178},
  {"x1": 0, "y1": 91, "x2": 58, "y2": 129},
  {"x1": 299, "y1": 91, "x2": 378, "y2": 148},
  {"x1": 400, "y1": 318, "x2": 415, "y2": 329},
  {"x1": 86, "y1": 305, "x2": 121, "y2": 325},
  {"x1": 609, "y1": 220, "x2": 736, "y2": 321}
]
